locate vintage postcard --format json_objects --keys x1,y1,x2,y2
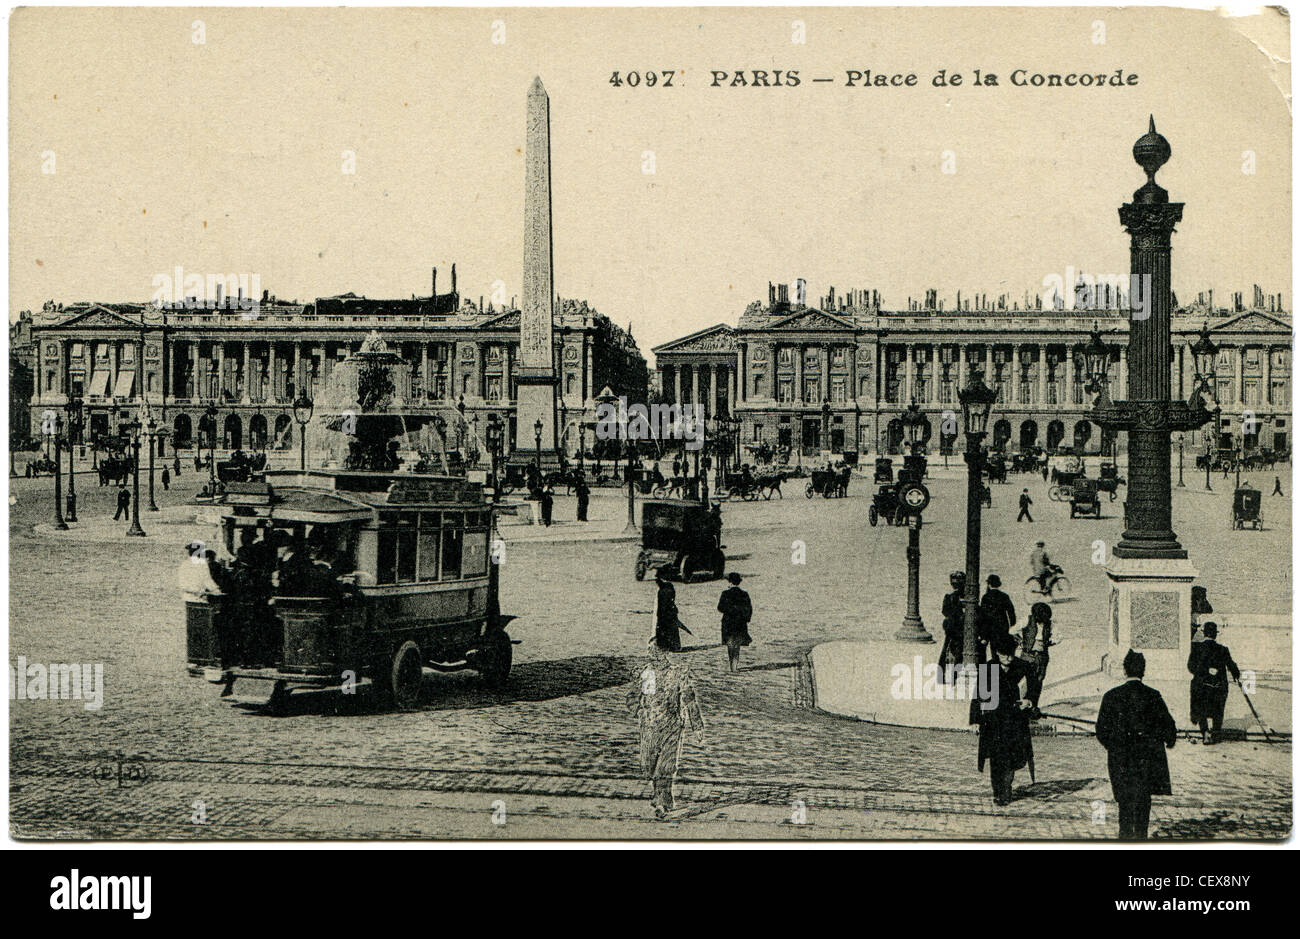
[{"x1": 7, "y1": 5, "x2": 1293, "y2": 846}]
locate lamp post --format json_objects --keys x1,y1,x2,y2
[
  {"x1": 126, "y1": 415, "x2": 145, "y2": 537},
  {"x1": 293, "y1": 393, "x2": 314, "y2": 472},
  {"x1": 578, "y1": 421, "x2": 586, "y2": 473},
  {"x1": 49, "y1": 413, "x2": 68, "y2": 531},
  {"x1": 958, "y1": 370, "x2": 997, "y2": 665},
  {"x1": 1177, "y1": 434, "x2": 1185, "y2": 487},
  {"x1": 624, "y1": 439, "x2": 638, "y2": 533},
  {"x1": 65, "y1": 396, "x2": 82, "y2": 523},
  {"x1": 485, "y1": 414, "x2": 503, "y2": 626},
  {"x1": 533, "y1": 418, "x2": 543, "y2": 470},
  {"x1": 205, "y1": 403, "x2": 219, "y2": 493},
  {"x1": 895, "y1": 402, "x2": 933, "y2": 643},
  {"x1": 145, "y1": 413, "x2": 159, "y2": 511},
  {"x1": 1190, "y1": 322, "x2": 1219, "y2": 492},
  {"x1": 821, "y1": 398, "x2": 831, "y2": 456}
]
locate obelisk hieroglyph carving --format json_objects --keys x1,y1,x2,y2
[{"x1": 516, "y1": 75, "x2": 559, "y2": 463}]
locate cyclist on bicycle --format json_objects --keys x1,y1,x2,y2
[{"x1": 1030, "y1": 541, "x2": 1054, "y2": 593}]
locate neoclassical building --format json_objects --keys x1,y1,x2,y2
[
  {"x1": 652, "y1": 281, "x2": 1293, "y2": 459},
  {"x1": 22, "y1": 269, "x2": 647, "y2": 459}
]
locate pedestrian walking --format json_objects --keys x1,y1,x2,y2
[
  {"x1": 653, "y1": 568, "x2": 686, "y2": 652},
  {"x1": 1017, "y1": 488, "x2": 1034, "y2": 522},
  {"x1": 1041, "y1": 461, "x2": 1049, "y2": 482},
  {"x1": 113, "y1": 484, "x2": 130, "y2": 520},
  {"x1": 173, "y1": 455, "x2": 182, "y2": 478},
  {"x1": 717, "y1": 572, "x2": 753, "y2": 672},
  {"x1": 1018, "y1": 601, "x2": 1053, "y2": 710},
  {"x1": 1272, "y1": 475, "x2": 1284, "y2": 496},
  {"x1": 540, "y1": 484, "x2": 554, "y2": 526},
  {"x1": 630, "y1": 637, "x2": 705, "y2": 817},
  {"x1": 1188, "y1": 622, "x2": 1240, "y2": 745},
  {"x1": 977, "y1": 632, "x2": 1035, "y2": 806},
  {"x1": 1095, "y1": 650, "x2": 1177, "y2": 840},
  {"x1": 575, "y1": 479, "x2": 590, "y2": 522},
  {"x1": 938, "y1": 570, "x2": 966, "y2": 679},
  {"x1": 979, "y1": 574, "x2": 1017, "y2": 652},
  {"x1": 161, "y1": 467, "x2": 171, "y2": 491}
]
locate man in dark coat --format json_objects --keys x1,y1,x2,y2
[
  {"x1": 161, "y1": 467, "x2": 171, "y2": 491},
  {"x1": 979, "y1": 574, "x2": 1017, "y2": 654},
  {"x1": 978, "y1": 632, "x2": 1035, "y2": 806},
  {"x1": 1188, "y1": 622, "x2": 1240, "y2": 745},
  {"x1": 1095, "y1": 650, "x2": 1177, "y2": 840},
  {"x1": 1016, "y1": 488, "x2": 1033, "y2": 522},
  {"x1": 938, "y1": 570, "x2": 967, "y2": 680},
  {"x1": 653, "y1": 569, "x2": 684, "y2": 653},
  {"x1": 540, "y1": 484, "x2": 554, "y2": 526},
  {"x1": 173, "y1": 455, "x2": 182, "y2": 478},
  {"x1": 575, "y1": 479, "x2": 590, "y2": 522},
  {"x1": 717, "y1": 572, "x2": 753, "y2": 672},
  {"x1": 113, "y1": 484, "x2": 130, "y2": 520}
]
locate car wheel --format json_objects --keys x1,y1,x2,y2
[
  {"x1": 679, "y1": 555, "x2": 695, "y2": 582},
  {"x1": 390, "y1": 641, "x2": 424, "y2": 711},
  {"x1": 869, "y1": 505, "x2": 878, "y2": 526},
  {"x1": 805, "y1": 483, "x2": 814, "y2": 498}
]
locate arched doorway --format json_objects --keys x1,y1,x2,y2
[
  {"x1": 274, "y1": 414, "x2": 293, "y2": 449},
  {"x1": 223, "y1": 413, "x2": 242, "y2": 450},
  {"x1": 249, "y1": 414, "x2": 268, "y2": 451},
  {"x1": 198, "y1": 413, "x2": 216, "y2": 449},
  {"x1": 1046, "y1": 420, "x2": 1065, "y2": 451},
  {"x1": 1019, "y1": 420, "x2": 1039, "y2": 451},
  {"x1": 173, "y1": 414, "x2": 192, "y2": 448},
  {"x1": 1073, "y1": 420, "x2": 1093, "y2": 451},
  {"x1": 886, "y1": 418, "x2": 905, "y2": 454},
  {"x1": 993, "y1": 419, "x2": 1012, "y2": 451}
]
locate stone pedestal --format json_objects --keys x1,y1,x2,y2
[
  {"x1": 1104, "y1": 555, "x2": 1197, "y2": 687},
  {"x1": 515, "y1": 369, "x2": 562, "y2": 470}
]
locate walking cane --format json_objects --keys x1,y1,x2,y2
[{"x1": 1234, "y1": 677, "x2": 1279, "y2": 743}]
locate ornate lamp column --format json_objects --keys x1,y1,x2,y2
[
  {"x1": 1091, "y1": 118, "x2": 1211, "y2": 685},
  {"x1": 958, "y1": 371, "x2": 997, "y2": 665}
]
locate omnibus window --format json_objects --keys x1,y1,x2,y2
[
  {"x1": 377, "y1": 528, "x2": 398, "y2": 584},
  {"x1": 441, "y1": 526, "x2": 463, "y2": 580},
  {"x1": 462, "y1": 530, "x2": 488, "y2": 577},
  {"x1": 397, "y1": 513, "x2": 418, "y2": 583}
]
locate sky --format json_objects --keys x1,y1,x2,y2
[{"x1": 9, "y1": 7, "x2": 1292, "y2": 362}]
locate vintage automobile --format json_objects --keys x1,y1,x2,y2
[
  {"x1": 634, "y1": 498, "x2": 725, "y2": 582},
  {"x1": 185, "y1": 470, "x2": 513, "y2": 710},
  {"x1": 873, "y1": 457, "x2": 894, "y2": 484},
  {"x1": 1069, "y1": 477, "x2": 1102, "y2": 518},
  {"x1": 868, "y1": 483, "x2": 905, "y2": 526},
  {"x1": 1097, "y1": 461, "x2": 1125, "y2": 501},
  {"x1": 1232, "y1": 486, "x2": 1262, "y2": 530}
]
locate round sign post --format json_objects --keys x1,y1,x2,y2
[{"x1": 894, "y1": 481, "x2": 933, "y2": 642}]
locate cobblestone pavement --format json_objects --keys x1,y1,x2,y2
[{"x1": 8, "y1": 464, "x2": 1292, "y2": 840}]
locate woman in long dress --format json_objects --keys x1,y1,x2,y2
[{"x1": 631, "y1": 639, "x2": 705, "y2": 817}]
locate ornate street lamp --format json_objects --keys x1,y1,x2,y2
[
  {"x1": 895, "y1": 399, "x2": 934, "y2": 644},
  {"x1": 65, "y1": 396, "x2": 82, "y2": 523},
  {"x1": 293, "y1": 392, "x2": 314, "y2": 472},
  {"x1": 624, "y1": 438, "x2": 639, "y2": 533},
  {"x1": 957, "y1": 370, "x2": 998, "y2": 666},
  {"x1": 205, "y1": 402, "x2": 219, "y2": 493},
  {"x1": 533, "y1": 418, "x2": 543, "y2": 469},
  {"x1": 821, "y1": 398, "x2": 832, "y2": 454},
  {"x1": 125, "y1": 415, "x2": 146, "y2": 537},
  {"x1": 146, "y1": 412, "x2": 159, "y2": 511},
  {"x1": 49, "y1": 412, "x2": 68, "y2": 531},
  {"x1": 1189, "y1": 323, "x2": 1220, "y2": 492}
]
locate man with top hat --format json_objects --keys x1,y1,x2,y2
[
  {"x1": 1188, "y1": 622, "x2": 1240, "y2": 745},
  {"x1": 717, "y1": 572, "x2": 753, "y2": 672}
]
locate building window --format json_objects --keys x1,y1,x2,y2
[
  {"x1": 778, "y1": 347, "x2": 793, "y2": 366},
  {"x1": 1244, "y1": 380, "x2": 1261, "y2": 406},
  {"x1": 71, "y1": 342, "x2": 84, "y2": 358},
  {"x1": 752, "y1": 424, "x2": 765, "y2": 442},
  {"x1": 752, "y1": 374, "x2": 764, "y2": 397},
  {"x1": 832, "y1": 348, "x2": 846, "y2": 366},
  {"x1": 1271, "y1": 380, "x2": 1289, "y2": 406},
  {"x1": 831, "y1": 378, "x2": 847, "y2": 402},
  {"x1": 803, "y1": 378, "x2": 819, "y2": 403},
  {"x1": 487, "y1": 377, "x2": 502, "y2": 402},
  {"x1": 778, "y1": 379, "x2": 793, "y2": 402}
]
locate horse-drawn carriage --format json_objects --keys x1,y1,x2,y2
[
  {"x1": 24, "y1": 455, "x2": 57, "y2": 476},
  {"x1": 1096, "y1": 461, "x2": 1125, "y2": 501},
  {"x1": 806, "y1": 467, "x2": 850, "y2": 499},
  {"x1": 984, "y1": 454, "x2": 1008, "y2": 484},
  {"x1": 1232, "y1": 486, "x2": 1262, "y2": 530},
  {"x1": 718, "y1": 469, "x2": 762, "y2": 501},
  {"x1": 1048, "y1": 469, "x2": 1087, "y2": 503},
  {"x1": 1069, "y1": 477, "x2": 1102, "y2": 518}
]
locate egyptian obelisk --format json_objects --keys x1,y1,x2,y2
[{"x1": 515, "y1": 76, "x2": 559, "y2": 466}]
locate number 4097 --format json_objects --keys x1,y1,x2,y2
[{"x1": 610, "y1": 71, "x2": 675, "y2": 88}]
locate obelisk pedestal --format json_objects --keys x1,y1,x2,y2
[{"x1": 516, "y1": 76, "x2": 561, "y2": 469}]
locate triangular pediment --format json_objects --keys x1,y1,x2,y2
[
  {"x1": 1209, "y1": 310, "x2": 1292, "y2": 334},
  {"x1": 652, "y1": 324, "x2": 736, "y2": 354},
  {"x1": 770, "y1": 307, "x2": 857, "y2": 331},
  {"x1": 55, "y1": 304, "x2": 149, "y2": 329}
]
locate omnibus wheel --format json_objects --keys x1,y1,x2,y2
[
  {"x1": 390, "y1": 641, "x2": 424, "y2": 711},
  {"x1": 679, "y1": 555, "x2": 695, "y2": 582},
  {"x1": 869, "y1": 505, "x2": 878, "y2": 526},
  {"x1": 479, "y1": 631, "x2": 512, "y2": 690},
  {"x1": 805, "y1": 483, "x2": 815, "y2": 498}
]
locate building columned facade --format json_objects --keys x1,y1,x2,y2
[
  {"x1": 22, "y1": 269, "x2": 647, "y2": 460},
  {"x1": 653, "y1": 281, "x2": 1293, "y2": 459}
]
